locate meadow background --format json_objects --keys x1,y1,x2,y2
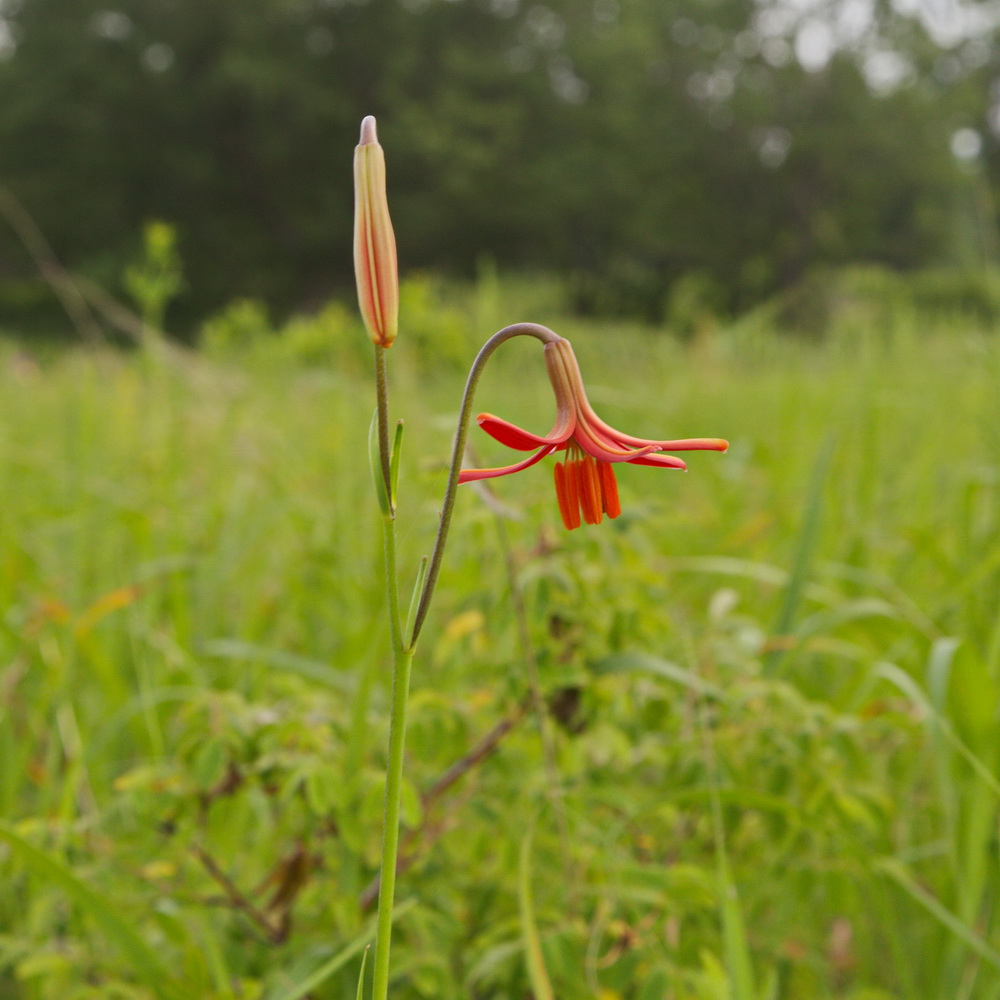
[{"x1": 2, "y1": 1, "x2": 1000, "y2": 999}]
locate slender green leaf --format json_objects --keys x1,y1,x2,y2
[
  {"x1": 389, "y1": 419, "x2": 404, "y2": 507},
  {"x1": 356, "y1": 944, "x2": 370, "y2": 1000},
  {"x1": 707, "y1": 760, "x2": 756, "y2": 1000},
  {"x1": 404, "y1": 556, "x2": 428, "y2": 650},
  {"x1": 267, "y1": 900, "x2": 415, "y2": 1000},
  {"x1": 518, "y1": 829, "x2": 554, "y2": 1000}
]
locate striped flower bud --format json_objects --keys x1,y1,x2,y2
[{"x1": 353, "y1": 116, "x2": 398, "y2": 348}]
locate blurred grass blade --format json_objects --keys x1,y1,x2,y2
[
  {"x1": 926, "y1": 637, "x2": 963, "y2": 714},
  {"x1": 988, "y1": 612, "x2": 1000, "y2": 684},
  {"x1": 518, "y1": 829, "x2": 554, "y2": 1000},
  {"x1": 594, "y1": 651, "x2": 727, "y2": 700},
  {"x1": 666, "y1": 556, "x2": 789, "y2": 587},
  {"x1": 0, "y1": 821, "x2": 184, "y2": 1000},
  {"x1": 664, "y1": 556, "x2": 839, "y2": 606},
  {"x1": 924, "y1": 637, "x2": 963, "y2": 870},
  {"x1": 708, "y1": 764, "x2": 757, "y2": 1000},
  {"x1": 202, "y1": 639, "x2": 353, "y2": 692},
  {"x1": 795, "y1": 597, "x2": 900, "y2": 639},
  {"x1": 196, "y1": 916, "x2": 236, "y2": 1000},
  {"x1": 355, "y1": 944, "x2": 370, "y2": 1000},
  {"x1": 718, "y1": 858, "x2": 757, "y2": 1000},
  {"x1": 267, "y1": 899, "x2": 414, "y2": 1000},
  {"x1": 766, "y1": 436, "x2": 835, "y2": 673},
  {"x1": 878, "y1": 858, "x2": 1000, "y2": 971},
  {"x1": 699, "y1": 692, "x2": 757, "y2": 1000}
]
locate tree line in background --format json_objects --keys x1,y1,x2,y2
[{"x1": 1, "y1": 0, "x2": 999, "y2": 336}]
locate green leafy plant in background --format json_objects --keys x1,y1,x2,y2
[
  {"x1": 123, "y1": 221, "x2": 184, "y2": 340},
  {"x1": 0, "y1": 283, "x2": 998, "y2": 998}
]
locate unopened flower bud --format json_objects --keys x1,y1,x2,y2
[{"x1": 353, "y1": 116, "x2": 398, "y2": 348}]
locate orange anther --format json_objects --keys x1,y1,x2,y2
[
  {"x1": 597, "y1": 461, "x2": 621, "y2": 519},
  {"x1": 577, "y1": 457, "x2": 603, "y2": 525},
  {"x1": 554, "y1": 461, "x2": 581, "y2": 530}
]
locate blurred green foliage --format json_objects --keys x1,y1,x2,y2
[
  {"x1": 0, "y1": 0, "x2": 997, "y2": 332},
  {"x1": 0, "y1": 306, "x2": 998, "y2": 997},
  {"x1": 122, "y1": 221, "x2": 184, "y2": 336},
  {"x1": 738, "y1": 263, "x2": 1000, "y2": 337}
]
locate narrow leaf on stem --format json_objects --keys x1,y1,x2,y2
[
  {"x1": 355, "y1": 944, "x2": 370, "y2": 1000},
  {"x1": 390, "y1": 419, "x2": 404, "y2": 508},
  {"x1": 368, "y1": 407, "x2": 392, "y2": 517},
  {"x1": 404, "y1": 556, "x2": 429, "y2": 650}
]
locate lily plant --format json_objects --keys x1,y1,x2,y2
[{"x1": 353, "y1": 115, "x2": 727, "y2": 998}]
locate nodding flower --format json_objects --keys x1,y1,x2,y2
[
  {"x1": 353, "y1": 116, "x2": 398, "y2": 348},
  {"x1": 458, "y1": 337, "x2": 728, "y2": 530}
]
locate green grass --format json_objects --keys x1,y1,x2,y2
[{"x1": 0, "y1": 308, "x2": 998, "y2": 999}]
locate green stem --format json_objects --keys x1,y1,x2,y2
[
  {"x1": 372, "y1": 514, "x2": 411, "y2": 1000},
  {"x1": 408, "y1": 322, "x2": 559, "y2": 646},
  {"x1": 374, "y1": 345, "x2": 393, "y2": 515},
  {"x1": 372, "y1": 338, "x2": 405, "y2": 1000}
]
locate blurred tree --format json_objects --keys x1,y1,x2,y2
[{"x1": 0, "y1": 0, "x2": 994, "y2": 334}]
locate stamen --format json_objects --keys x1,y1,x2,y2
[
  {"x1": 597, "y1": 461, "x2": 621, "y2": 519},
  {"x1": 553, "y1": 461, "x2": 581, "y2": 530},
  {"x1": 577, "y1": 457, "x2": 603, "y2": 525}
]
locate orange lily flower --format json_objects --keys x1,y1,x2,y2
[{"x1": 458, "y1": 337, "x2": 728, "y2": 529}]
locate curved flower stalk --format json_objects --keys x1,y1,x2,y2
[{"x1": 459, "y1": 337, "x2": 728, "y2": 529}]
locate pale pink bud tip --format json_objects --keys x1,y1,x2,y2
[{"x1": 359, "y1": 115, "x2": 378, "y2": 145}]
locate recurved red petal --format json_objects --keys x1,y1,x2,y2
[
  {"x1": 476, "y1": 413, "x2": 575, "y2": 451},
  {"x1": 477, "y1": 414, "x2": 536, "y2": 450},
  {"x1": 626, "y1": 453, "x2": 688, "y2": 469},
  {"x1": 654, "y1": 438, "x2": 729, "y2": 451},
  {"x1": 579, "y1": 399, "x2": 727, "y2": 453},
  {"x1": 458, "y1": 445, "x2": 557, "y2": 483}
]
